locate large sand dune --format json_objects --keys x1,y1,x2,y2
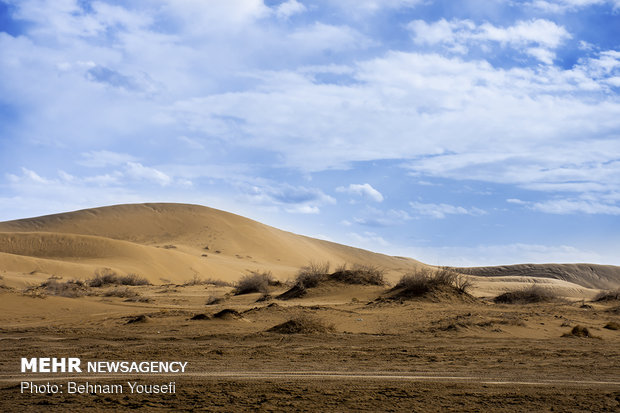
[{"x1": 0, "y1": 203, "x2": 421, "y2": 286}]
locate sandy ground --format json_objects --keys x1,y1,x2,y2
[{"x1": 1, "y1": 283, "x2": 619, "y2": 411}]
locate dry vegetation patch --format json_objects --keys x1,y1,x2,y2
[
  {"x1": 88, "y1": 269, "x2": 150, "y2": 287},
  {"x1": 277, "y1": 262, "x2": 387, "y2": 300},
  {"x1": 493, "y1": 285, "x2": 557, "y2": 304},
  {"x1": 234, "y1": 271, "x2": 278, "y2": 295},
  {"x1": 384, "y1": 268, "x2": 474, "y2": 302},
  {"x1": 563, "y1": 325, "x2": 593, "y2": 338}
]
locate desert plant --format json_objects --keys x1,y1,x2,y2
[
  {"x1": 296, "y1": 261, "x2": 330, "y2": 288},
  {"x1": 103, "y1": 287, "x2": 139, "y2": 298},
  {"x1": 493, "y1": 285, "x2": 557, "y2": 304},
  {"x1": 234, "y1": 270, "x2": 275, "y2": 295},
  {"x1": 330, "y1": 263, "x2": 386, "y2": 285},
  {"x1": 36, "y1": 279, "x2": 87, "y2": 298},
  {"x1": 87, "y1": 270, "x2": 150, "y2": 287},
  {"x1": 565, "y1": 325, "x2": 591, "y2": 337}
]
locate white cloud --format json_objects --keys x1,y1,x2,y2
[
  {"x1": 529, "y1": 0, "x2": 620, "y2": 13},
  {"x1": 124, "y1": 162, "x2": 172, "y2": 186},
  {"x1": 79, "y1": 151, "x2": 138, "y2": 168},
  {"x1": 409, "y1": 18, "x2": 571, "y2": 63},
  {"x1": 275, "y1": 0, "x2": 307, "y2": 19},
  {"x1": 336, "y1": 183, "x2": 384, "y2": 202},
  {"x1": 409, "y1": 201, "x2": 486, "y2": 219},
  {"x1": 531, "y1": 199, "x2": 620, "y2": 215},
  {"x1": 349, "y1": 231, "x2": 390, "y2": 247}
]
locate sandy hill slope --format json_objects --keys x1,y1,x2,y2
[
  {"x1": 454, "y1": 264, "x2": 620, "y2": 291},
  {"x1": 0, "y1": 203, "x2": 421, "y2": 286}
]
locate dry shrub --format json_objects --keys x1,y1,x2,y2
[
  {"x1": 183, "y1": 275, "x2": 232, "y2": 287},
  {"x1": 563, "y1": 325, "x2": 592, "y2": 338},
  {"x1": 88, "y1": 269, "x2": 150, "y2": 287},
  {"x1": 234, "y1": 270, "x2": 276, "y2": 295},
  {"x1": 103, "y1": 287, "x2": 139, "y2": 298},
  {"x1": 267, "y1": 315, "x2": 335, "y2": 334},
  {"x1": 494, "y1": 285, "x2": 557, "y2": 304},
  {"x1": 35, "y1": 279, "x2": 87, "y2": 298},
  {"x1": 330, "y1": 263, "x2": 385, "y2": 285},
  {"x1": 594, "y1": 289, "x2": 620, "y2": 302},
  {"x1": 296, "y1": 261, "x2": 330, "y2": 288}
]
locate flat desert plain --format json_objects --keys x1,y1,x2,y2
[{"x1": 1, "y1": 203, "x2": 619, "y2": 412}]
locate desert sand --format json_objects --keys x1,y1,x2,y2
[{"x1": 1, "y1": 203, "x2": 619, "y2": 411}]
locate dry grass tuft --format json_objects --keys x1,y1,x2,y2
[
  {"x1": 391, "y1": 268, "x2": 473, "y2": 298},
  {"x1": 26, "y1": 279, "x2": 88, "y2": 298},
  {"x1": 234, "y1": 271, "x2": 277, "y2": 295},
  {"x1": 493, "y1": 285, "x2": 557, "y2": 304},
  {"x1": 267, "y1": 315, "x2": 335, "y2": 334},
  {"x1": 330, "y1": 263, "x2": 386, "y2": 285},
  {"x1": 103, "y1": 287, "x2": 140, "y2": 299},
  {"x1": 88, "y1": 269, "x2": 150, "y2": 287},
  {"x1": 183, "y1": 275, "x2": 232, "y2": 287}
]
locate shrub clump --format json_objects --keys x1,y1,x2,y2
[
  {"x1": 390, "y1": 268, "x2": 472, "y2": 299},
  {"x1": 267, "y1": 315, "x2": 335, "y2": 334},
  {"x1": 296, "y1": 261, "x2": 331, "y2": 288},
  {"x1": 494, "y1": 285, "x2": 557, "y2": 304},
  {"x1": 594, "y1": 289, "x2": 620, "y2": 302},
  {"x1": 88, "y1": 269, "x2": 150, "y2": 287},
  {"x1": 103, "y1": 287, "x2": 140, "y2": 299},
  {"x1": 36, "y1": 279, "x2": 88, "y2": 298},
  {"x1": 330, "y1": 263, "x2": 385, "y2": 285},
  {"x1": 563, "y1": 325, "x2": 592, "y2": 338},
  {"x1": 183, "y1": 275, "x2": 232, "y2": 287},
  {"x1": 234, "y1": 271, "x2": 277, "y2": 295}
]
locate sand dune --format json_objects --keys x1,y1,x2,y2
[
  {"x1": 454, "y1": 264, "x2": 620, "y2": 291},
  {"x1": 0, "y1": 203, "x2": 422, "y2": 286}
]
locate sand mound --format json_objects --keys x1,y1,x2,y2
[
  {"x1": 267, "y1": 315, "x2": 334, "y2": 334},
  {"x1": 212, "y1": 309, "x2": 243, "y2": 320}
]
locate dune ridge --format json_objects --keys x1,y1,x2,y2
[{"x1": 0, "y1": 203, "x2": 422, "y2": 286}]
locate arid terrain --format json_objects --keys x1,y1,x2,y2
[{"x1": 1, "y1": 203, "x2": 619, "y2": 411}]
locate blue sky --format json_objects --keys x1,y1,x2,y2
[{"x1": 1, "y1": 0, "x2": 619, "y2": 266}]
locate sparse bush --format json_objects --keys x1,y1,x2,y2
[
  {"x1": 493, "y1": 285, "x2": 557, "y2": 304},
  {"x1": 594, "y1": 289, "x2": 620, "y2": 302},
  {"x1": 564, "y1": 325, "x2": 591, "y2": 338},
  {"x1": 296, "y1": 261, "x2": 330, "y2": 288},
  {"x1": 183, "y1": 275, "x2": 232, "y2": 287},
  {"x1": 330, "y1": 263, "x2": 385, "y2": 285},
  {"x1": 389, "y1": 268, "x2": 474, "y2": 299},
  {"x1": 103, "y1": 287, "x2": 139, "y2": 298},
  {"x1": 234, "y1": 270, "x2": 275, "y2": 295},
  {"x1": 87, "y1": 270, "x2": 150, "y2": 287},
  {"x1": 267, "y1": 315, "x2": 335, "y2": 334},
  {"x1": 35, "y1": 279, "x2": 87, "y2": 298}
]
